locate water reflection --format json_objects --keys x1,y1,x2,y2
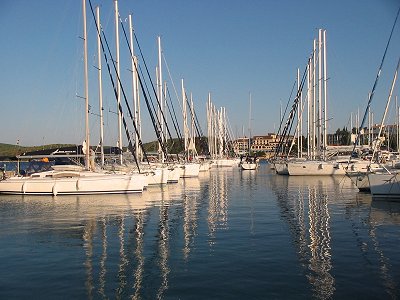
[
  {"x1": 269, "y1": 172, "x2": 400, "y2": 299},
  {"x1": 156, "y1": 198, "x2": 170, "y2": 299},
  {"x1": 2, "y1": 164, "x2": 400, "y2": 298},
  {"x1": 99, "y1": 217, "x2": 107, "y2": 299},
  {"x1": 83, "y1": 218, "x2": 95, "y2": 300},
  {"x1": 270, "y1": 175, "x2": 339, "y2": 300},
  {"x1": 207, "y1": 169, "x2": 229, "y2": 247},
  {"x1": 48, "y1": 181, "x2": 205, "y2": 299},
  {"x1": 182, "y1": 178, "x2": 201, "y2": 261},
  {"x1": 369, "y1": 200, "x2": 400, "y2": 298}
]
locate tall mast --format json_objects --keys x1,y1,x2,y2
[
  {"x1": 96, "y1": 6, "x2": 104, "y2": 167},
  {"x1": 318, "y1": 29, "x2": 322, "y2": 158},
  {"x1": 157, "y1": 36, "x2": 165, "y2": 163},
  {"x1": 181, "y1": 79, "x2": 188, "y2": 159},
  {"x1": 190, "y1": 93, "x2": 197, "y2": 157},
  {"x1": 82, "y1": 0, "x2": 90, "y2": 170},
  {"x1": 249, "y1": 92, "x2": 252, "y2": 155},
  {"x1": 114, "y1": 0, "x2": 123, "y2": 164},
  {"x1": 307, "y1": 59, "x2": 311, "y2": 158},
  {"x1": 323, "y1": 30, "x2": 328, "y2": 159},
  {"x1": 129, "y1": 14, "x2": 141, "y2": 162},
  {"x1": 299, "y1": 67, "x2": 303, "y2": 158},
  {"x1": 312, "y1": 38, "x2": 316, "y2": 159},
  {"x1": 214, "y1": 105, "x2": 218, "y2": 159},
  {"x1": 297, "y1": 68, "x2": 300, "y2": 158},
  {"x1": 397, "y1": 96, "x2": 399, "y2": 152}
]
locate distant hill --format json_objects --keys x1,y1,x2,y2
[
  {"x1": 0, "y1": 137, "x2": 207, "y2": 160},
  {"x1": 0, "y1": 143, "x2": 75, "y2": 159}
]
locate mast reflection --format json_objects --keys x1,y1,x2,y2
[
  {"x1": 270, "y1": 175, "x2": 335, "y2": 299},
  {"x1": 83, "y1": 218, "x2": 96, "y2": 300},
  {"x1": 207, "y1": 170, "x2": 229, "y2": 247},
  {"x1": 182, "y1": 178, "x2": 201, "y2": 261},
  {"x1": 306, "y1": 180, "x2": 334, "y2": 299},
  {"x1": 368, "y1": 200, "x2": 400, "y2": 298},
  {"x1": 156, "y1": 187, "x2": 170, "y2": 300},
  {"x1": 99, "y1": 217, "x2": 107, "y2": 299}
]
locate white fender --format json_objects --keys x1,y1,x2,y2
[{"x1": 52, "y1": 183, "x2": 58, "y2": 196}]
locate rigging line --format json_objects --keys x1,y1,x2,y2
[
  {"x1": 163, "y1": 86, "x2": 182, "y2": 161},
  {"x1": 137, "y1": 63, "x2": 167, "y2": 143},
  {"x1": 351, "y1": 6, "x2": 400, "y2": 159},
  {"x1": 113, "y1": 13, "x2": 167, "y2": 155},
  {"x1": 136, "y1": 63, "x2": 169, "y2": 159},
  {"x1": 118, "y1": 18, "x2": 163, "y2": 134},
  {"x1": 165, "y1": 86, "x2": 184, "y2": 144},
  {"x1": 130, "y1": 29, "x2": 172, "y2": 139},
  {"x1": 127, "y1": 34, "x2": 169, "y2": 159},
  {"x1": 275, "y1": 54, "x2": 311, "y2": 158},
  {"x1": 161, "y1": 52, "x2": 185, "y2": 120},
  {"x1": 282, "y1": 73, "x2": 307, "y2": 156},
  {"x1": 276, "y1": 79, "x2": 297, "y2": 138},
  {"x1": 116, "y1": 14, "x2": 171, "y2": 160},
  {"x1": 275, "y1": 73, "x2": 304, "y2": 156},
  {"x1": 130, "y1": 31, "x2": 176, "y2": 148},
  {"x1": 161, "y1": 51, "x2": 197, "y2": 154},
  {"x1": 87, "y1": 0, "x2": 145, "y2": 170},
  {"x1": 182, "y1": 90, "x2": 204, "y2": 138},
  {"x1": 370, "y1": 56, "x2": 400, "y2": 165}
]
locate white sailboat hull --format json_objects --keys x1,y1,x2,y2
[
  {"x1": 274, "y1": 162, "x2": 289, "y2": 175},
  {"x1": 179, "y1": 163, "x2": 200, "y2": 178},
  {"x1": 213, "y1": 159, "x2": 237, "y2": 167},
  {"x1": 167, "y1": 167, "x2": 181, "y2": 183},
  {"x1": 0, "y1": 171, "x2": 147, "y2": 195},
  {"x1": 287, "y1": 161, "x2": 346, "y2": 176},
  {"x1": 145, "y1": 168, "x2": 169, "y2": 185},
  {"x1": 240, "y1": 162, "x2": 258, "y2": 170},
  {"x1": 368, "y1": 172, "x2": 400, "y2": 198},
  {"x1": 199, "y1": 161, "x2": 211, "y2": 172}
]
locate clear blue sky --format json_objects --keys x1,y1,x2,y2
[{"x1": 0, "y1": 0, "x2": 399, "y2": 146}]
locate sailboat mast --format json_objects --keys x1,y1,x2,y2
[
  {"x1": 312, "y1": 38, "x2": 316, "y2": 159},
  {"x1": 323, "y1": 30, "x2": 328, "y2": 159},
  {"x1": 96, "y1": 6, "x2": 104, "y2": 167},
  {"x1": 248, "y1": 92, "x2": 252, "y2": 155},
  {"x1": 129, "y1": 14, "x2": 141, "y2": 162},
  {"x1": 297, "y1": 68, "x2": 300, "y2": 158},
  {"x1": 114, "y1": 0, "x2": 123, "y2": 164},
  {"x1": 190, "y1": 93, "x2": 196, "y2": 157},
  {"x1": 307, "y1": 59, "x2": 311, "y2": 158},
  {"x1": 182, "y1": 79, "x2": 188, "y2": 159},
  {"x1": 397, "y1": 96, "x2": 399, "y2": 152},
  {"x1": 318, "y1": 29, "x2": 322, "y2": 158},
  {"x1": 157, "y1": 36, "x2": 165, "y2": 163},
  {"x1": 82, "y1": 0, "x2": 90, "y2": 169}
]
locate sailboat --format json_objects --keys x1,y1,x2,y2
[
  {"x1": 0, "y1": 0, "x2": 148, "y2": 195},
  {"x1": 240, "y1": 93, "x2": 258, "y2": 170},
  {"x1": 346, "y1": 8, "x2": 400, "y2": 194},
  {"x1": 177, "y1": 79, "x2": 200, "y2": 178},
  {"x1": 286, "y1": 29, "x2": 346, "y2": 176},
  {"x1": 365, "y1": 57, "x2": 400, "y2": 197}
]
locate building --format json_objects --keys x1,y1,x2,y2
[
  {"x1": 233, "y1": 137, "x2": 250, "y2": 155},
  {"x1": 251, "y1": 134, "x2": 279, "y2": 152},
  {"x1": 233, "y1": 133, "x2": 295, "y2": 156}
]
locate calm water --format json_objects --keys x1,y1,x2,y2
[{"x1": 1, "y1": 162, "x2": 400, "y2": 299}]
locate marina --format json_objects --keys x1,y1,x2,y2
[
  {"x1": 1, "y1": 163, "x2": 400, "y2": 298},
  {"x1": 1, "y1": 0, "x2": 400, "y2": 298}
]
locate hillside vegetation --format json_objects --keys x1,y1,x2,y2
[
  {"x1": 0, "y1": 137, "x2": 207, "y2": 159},
  {"x1": 0, "y1": 143, "x2": 75, "y2": 158}
]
